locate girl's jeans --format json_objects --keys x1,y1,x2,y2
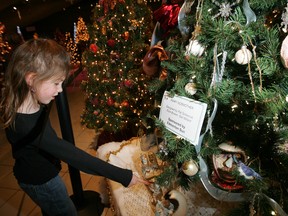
[{"x1": 19, "y1": 175, "x2": 77, "y2": 216}]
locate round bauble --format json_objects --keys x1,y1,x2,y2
[
  {"x1": 89, "y1": 44, "x2": 98, "y2": 54},
  {"x1": 107, "y1": 97, "x2": 114, "y2": 106},
  {"x1": 185, "y1": 40, "x2": 205, "y2": 57},
  {"x1": 280, "y1": 35, "x2": 288, "y2": 69},
  {"x1": 235, "y1": 46, "x2": 252, "y2": 65},
  {"x1": 107, "y1": 39, "x2": 116, "y2": 47},
  {"x1": 182, "y1": 160, "x2": 199, "y2": 176},
  {"x1": 124, "y1": 79, "x2": 133, "y2": 88},
  {"x1": 121, "y1": 100, "x2": 129, "y2": 107},
  {"x1": 91, "y1": 97, "x2": 99, "y2": 106},
  {"x1": 184, "y1": 82, "x2": 197, "y2": 95}
]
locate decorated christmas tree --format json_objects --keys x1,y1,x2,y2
[
  {"x1": 0, "y1": 22, "x2": 11, "y2": 89},
  {"x1": 0, "y1": 22, "x2": 11, "y2": 66},
  {"x1": 64, "y1": 32, "x2": 80, "y2": 65},
  {"x1": 145, "y1": 0, "x2": 288, "y2": 214},
  {"x1": 75, "y1": 17, "x2": 89, "y2": 44},
  {"x1": 81, "y1": 0, "x2": 155, "y2": 137}
]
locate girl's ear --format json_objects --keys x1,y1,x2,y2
[{"x1": 25, "y1": 72, "x2": 37, "y2": 87}]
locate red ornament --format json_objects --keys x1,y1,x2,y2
[
  {"x1": 107, "y1": 97, "x2": 115, "y2": 106},
  {"x1": 89, "y1": 44, "x2": 98, "y2": 53},
  {"x1": 107, "y1": 39, "x2": 116, "y2": 47},
  {"x1": 91, "y1": 97, "x2": 99, "y2": 106},
  {"x1": 124, "y1": 79, "x2": 133, "y2": 88},
  {"x1": 121, "y1": 100, "x2": 129, "y2": 107},
  {"x1": 93, "y1": 110, "x2": 99, "y2": 115}
]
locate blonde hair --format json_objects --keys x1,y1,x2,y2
[{"x1": 0, "y1": 38, "x2": 71, "y2": 128}]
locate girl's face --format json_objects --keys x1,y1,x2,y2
[{"x1": 34, "y1": 76, "x2": 66, "y2": 104}]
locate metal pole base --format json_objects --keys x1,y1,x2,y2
[{"x1": 71, "y1": 190, "x2": 106, "y2": 216}]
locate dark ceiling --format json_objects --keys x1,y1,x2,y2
[{"x1": 0, "y1": 0, "x2": 96, "y2": 37}]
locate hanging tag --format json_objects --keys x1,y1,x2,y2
[{"x1": 159, "y1": 91, "x2": 207, "y2": 146}]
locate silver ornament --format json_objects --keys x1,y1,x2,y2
[
  {"x1": 185, "y1": 40, "x2": 205, "y2": 57},
  {"x1": 280, "y1": 35, "x2": 288, "y2": 68},
  {"x1": 235, "y1": 46, "x2": 252, "y2": 65},
  {"x1": 185, "y1": 82, "x2": 197, "y2": 95}
]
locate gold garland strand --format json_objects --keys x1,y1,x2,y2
[{"x1": 104, "y1": 137, "x2": 140, "y2": 162}]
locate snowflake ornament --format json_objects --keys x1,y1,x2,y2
[
  {"x1": 212, "y1": 0, "x2": 240, "y2": 19},
  {"x1": 281, "y1": 4, "x2": 288, "y2": 33}
]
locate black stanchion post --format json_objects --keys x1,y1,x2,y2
[
  {"x1": 55, "y1": 89, "x2": 84, "y2": 206},
  {"x1": 55, "y1": 88, "x2": 104, "y2": 216}
]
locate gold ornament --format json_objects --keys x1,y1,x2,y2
[
  {"x1": 101, "y1": 26, "x2": 107, "y2": 35},
  {"x1": 108, "y1": 20, "x2": 113, "y2": 27},
  {"x1": 122, "y1": 31, "x2": 129, "y2": 40},
  {"x1": 235, "y1": 46, "x2": 252, "y2": 65},
  {"x1": 182, "y1": 160, "x2": 199, "y2": 176}
]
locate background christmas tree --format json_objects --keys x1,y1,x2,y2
[
  {"x1": 0, "y1": 22, "x2": 12, "y2": 90},
  {"x1": 147, "y1": 0, "x2": 288, "y2": 214},
  {"x1": 0, "y1": 22, "x2": 11, "y2": 70},
  {"x1": 81, "y1": 0, "x2": 155, "y2": 138}
]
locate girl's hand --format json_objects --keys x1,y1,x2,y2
[{"x1": 128, "y1": 174, "x2": 151, "y2": 187}]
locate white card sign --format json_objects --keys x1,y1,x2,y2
[{"x1": 159, "y1": 91, "x2": 207, "y2": 145}]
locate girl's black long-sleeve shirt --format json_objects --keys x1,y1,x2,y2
[{"x1": 5, "y1": 106, "x2": 132, "y2": 186}]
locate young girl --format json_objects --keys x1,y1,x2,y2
[{"x1": 0, "y1": 38, "x2": 149, "y2": 215}]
